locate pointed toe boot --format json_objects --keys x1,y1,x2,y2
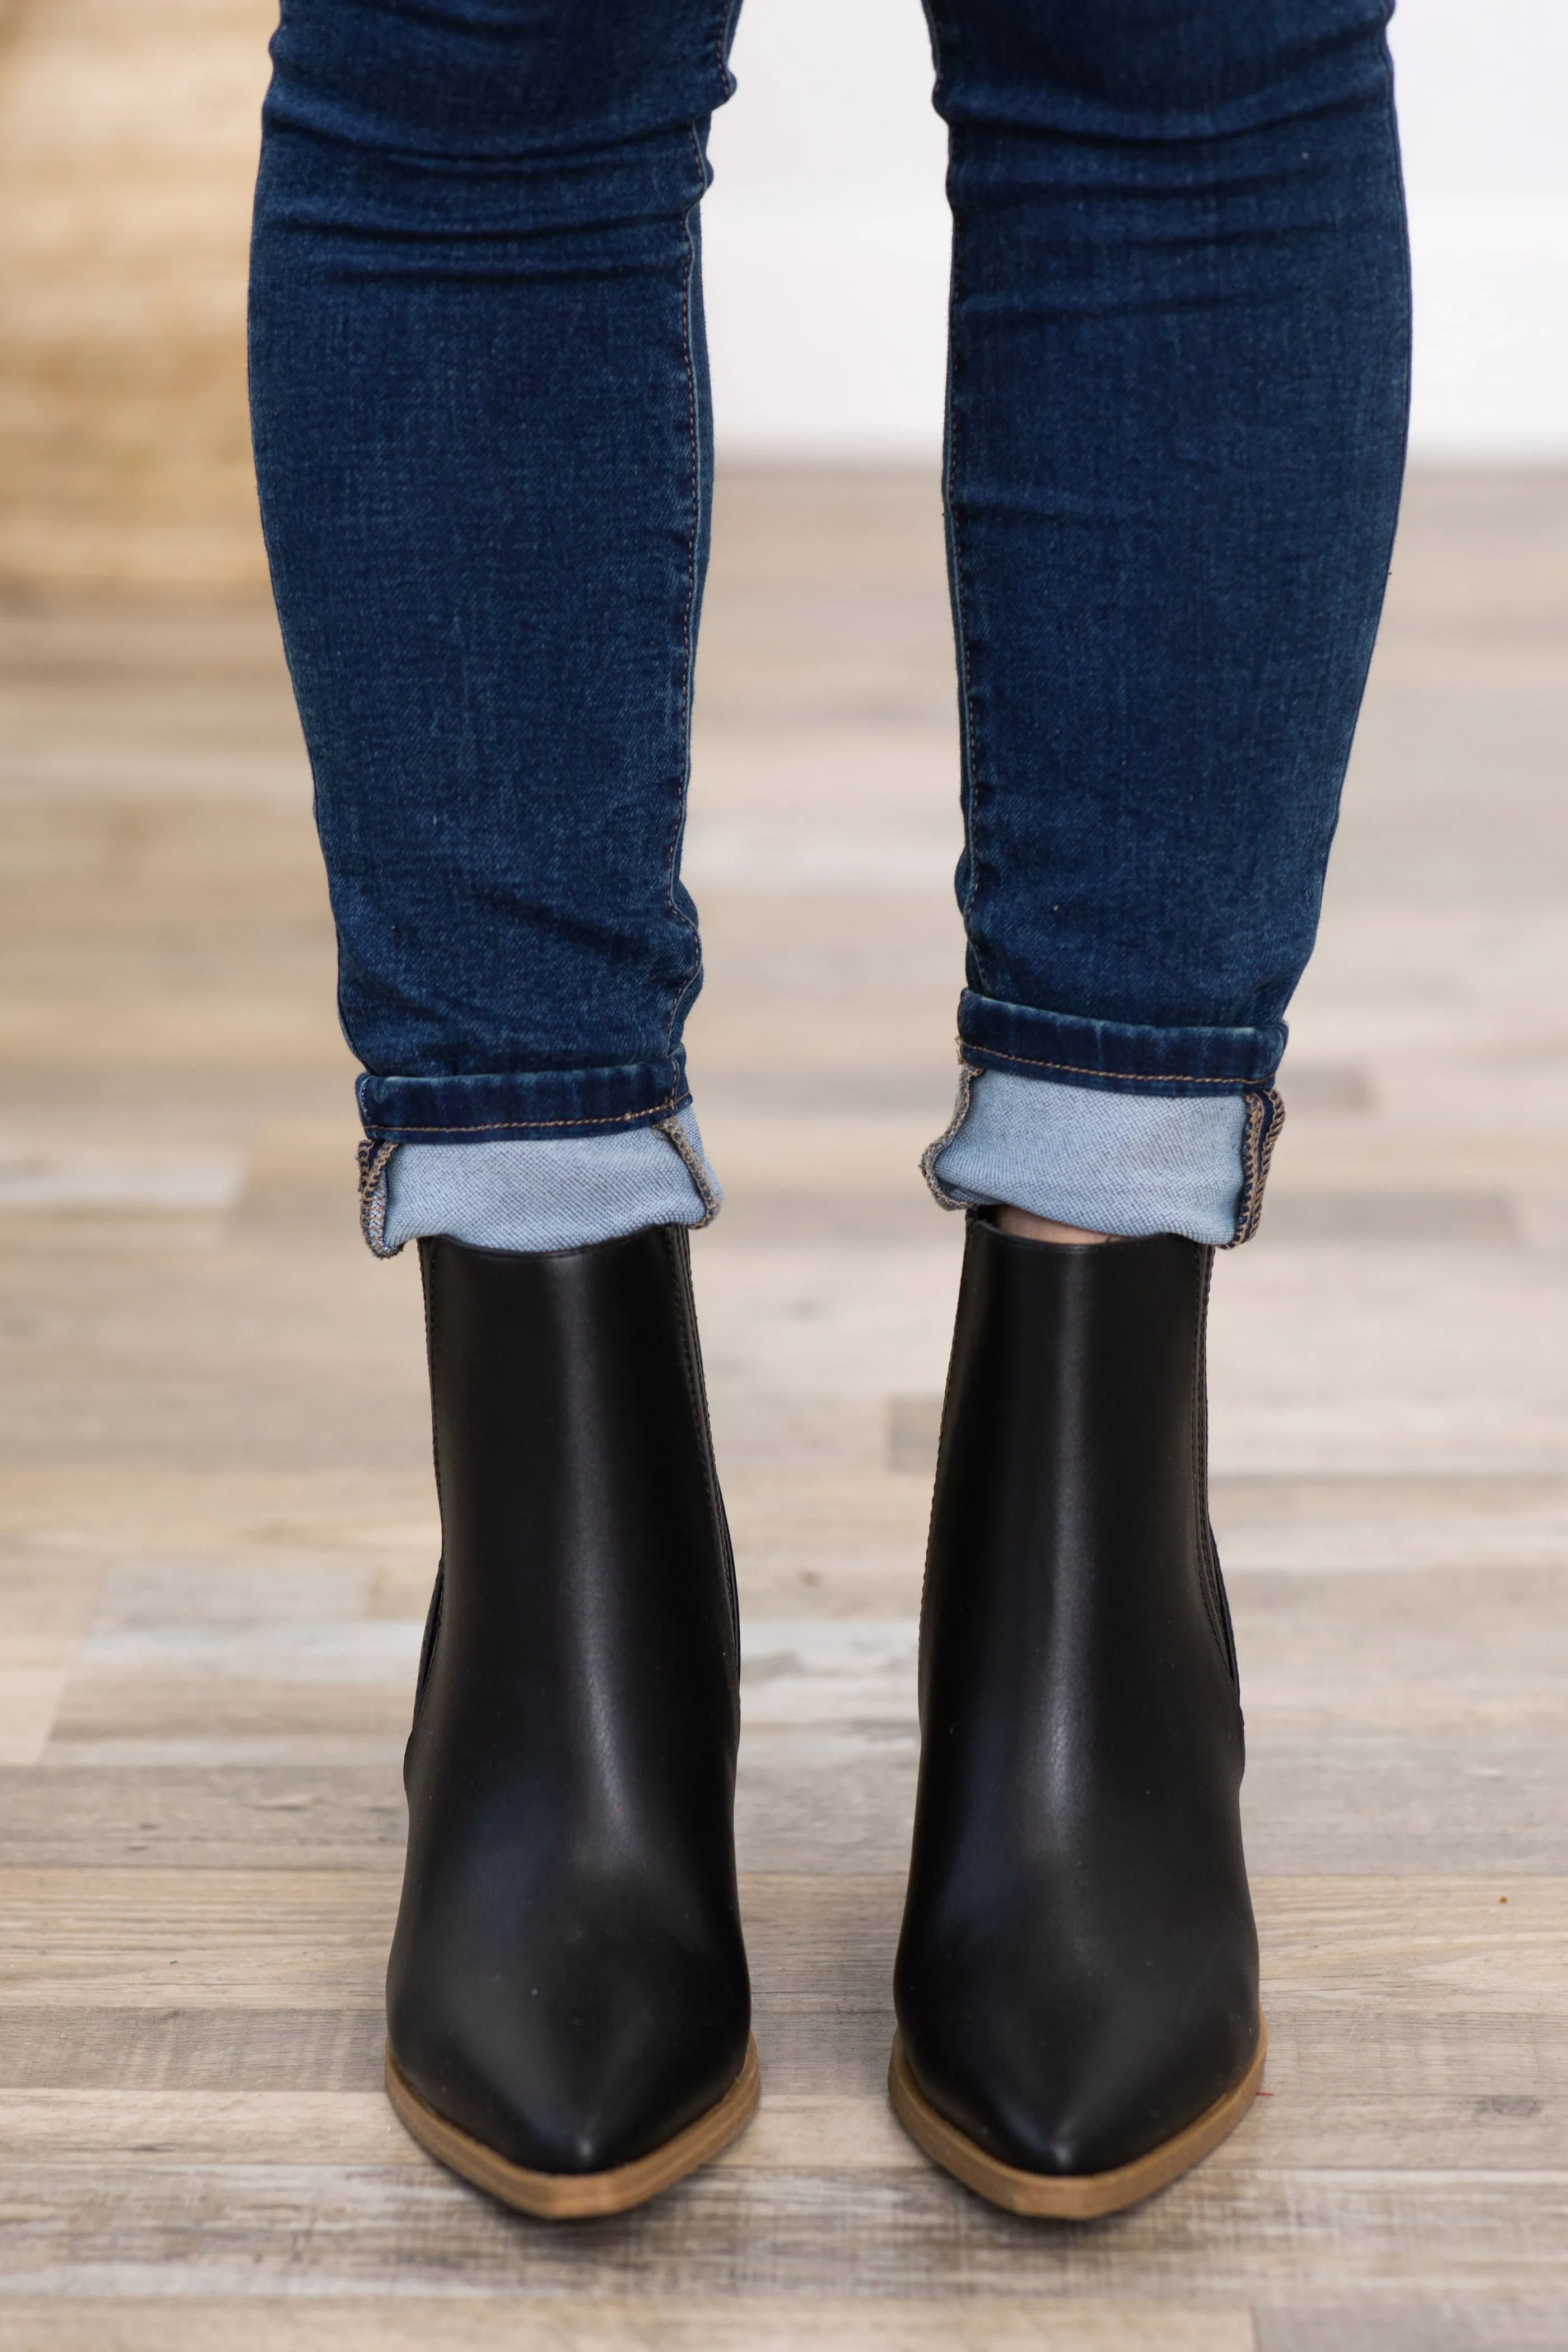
[
  {"x1": 384, "y1": 1225, "x2": 757, "y2": 2218},
  {"x1": 891, "y1": 1217, "x2": 1263, "y2": 2219}
]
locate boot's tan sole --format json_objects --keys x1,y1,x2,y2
[
  {"x1": 889, "y1": 2017, "x2": 1266, "y2": 2219},
  {"x1": 385, "y1": 2034, "x2": 760, "y2": 2219}
]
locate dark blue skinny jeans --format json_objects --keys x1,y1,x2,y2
[{"x1": 248, "y1": 0, "x2": 1411, "y2": 1253}]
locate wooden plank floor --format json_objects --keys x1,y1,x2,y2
[{"x1": 1, "y1": 468, "x2": 1566, "y2": 2348}]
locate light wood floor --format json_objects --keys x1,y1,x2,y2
[{"x1": 0, "y1": 468, "x2": 1565, "y2": 2349}]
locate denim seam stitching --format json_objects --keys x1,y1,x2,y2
[
  {"x1": 663, "y1": 128, "x2": 708, "y2": 1063},
  {"x1": 944, "y1": 204, "x2": 987, "y2": 982},
  {"x1": 356, "y1": 1137, "x2": 403, "y2": 1258},
  {"x1": 919, "y1": 1057, "x2": 979, "y2": 1211},
  {"x1": 715, "y1": 0, "x2": 740, "y2": 84},
  {"x1": 1222, "y1": 1086, "x2": 1285, "y2": 1248},
  {"x1": 1383, "y1": 37, "x2": 1415, "y2": 486},
  {"x1": 364, "y1": 1096, "x2": 688, "y2": 1137},
  {"x1": 1188, "y1": 1247, "x2": 1229, "y2": 1671},
  {"x1": 657, "y1": 1113, "x2": 720, "y2": 1229},
  {"x1": 963, "y1": 1042, "x2": 1267, "y2": 1088}
]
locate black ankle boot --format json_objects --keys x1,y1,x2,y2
[
  {"x1": 891, "y1": 1217, "x2": 1263, "y2": 2218},
  {"x1": 384, "y1": 1225, "x2": 757, "y2": 2217}
]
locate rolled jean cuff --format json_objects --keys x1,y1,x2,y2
[
  {"x1": 357, "y1": 1107, "x2": 720, "y2": 1259},
  {"x1": 956, "y1": 990, "x2": 1286, "y2": 1098},
  {"x1": 923, "y1": 1066, "x2": 1284, "y2": 1247},
  {"x1": 356, "y1": 1054, "x2": 690, "y2": 1144}
]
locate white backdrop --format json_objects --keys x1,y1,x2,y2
[{"x1": 702, "y1": 0, "x2": 1568, "y2": 459}]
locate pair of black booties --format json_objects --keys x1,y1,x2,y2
[{"x1": 383, "y1": 1214, "x2": 1263, "y2": 2220}]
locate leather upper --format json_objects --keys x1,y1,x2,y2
[
  {"x1": 386, "y1": 1224, "x2": 750, "y2": 2176},
  {"x1": 894, "y1": 1217, "x2": 1261, "y2": 2178}
]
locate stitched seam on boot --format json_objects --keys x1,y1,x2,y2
[
  {"x1": 1189, "y1": 1246, "x2": 1235, "y2": 1683},
  {"x1": 914, "y1": 1224, "x2": 976, "y2": 1729},
  {"x1": 410, "y1": 1564, "x2": 444, "y2": 1739},
  {"x1": 662, "y1": 1226, "x2": 740, "y2": 1678},
  {"x1": 407, "y1": 1243, "x2": 446, "y2": 1781}
]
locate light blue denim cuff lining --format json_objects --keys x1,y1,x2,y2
[
  {"x1": 926, "y1": 1068, "x2": 1247, "y2": 1245},
  {"x1": 377, "y1": 1107, "x2": 718, "y2": 1255},
  {"x1": 374, "y1": 1074, "x2": 1245, "y2": 1254}
]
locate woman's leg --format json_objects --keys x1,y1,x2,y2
[
  {"x1": 894, "y1": 0, "x2": 1409, "y2": 2214},
  {"x1": 923, "y1": 0, "x2": 1410, "y2": 1243},
  {"x1": 249, "y1": 0, "x2": 758, "y2": 2214},
  {"x1": 250, "y1": 0, "x2": 737, "y2": 1253}
]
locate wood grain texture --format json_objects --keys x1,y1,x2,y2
[
  {"x1": 1253, "y1": 2302, "x2": 1568, "y2": 2352},
  {"x1": 1, "y1": 1729, "x2": 1562, "y2": 1872},
  {"x1": 0, "y1": 2010, "x2": 386, "y2": 2094},
  {"x1": 0, "y1": 2302, "x2": 1263, "y2": 2352},
  {"x1": 2, "y1": 1871, "x2": 1560, "y2": 2006},
  {"x1": 1, "y1": 2160, "x2": 1566, "y2": 2297},
  {"x1": 0, "y1": 465, "x2": 1565, "y2": 2339},
  {"x1": 1, "y1": 2085, "x2": 1563, "y2": 2174}
]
